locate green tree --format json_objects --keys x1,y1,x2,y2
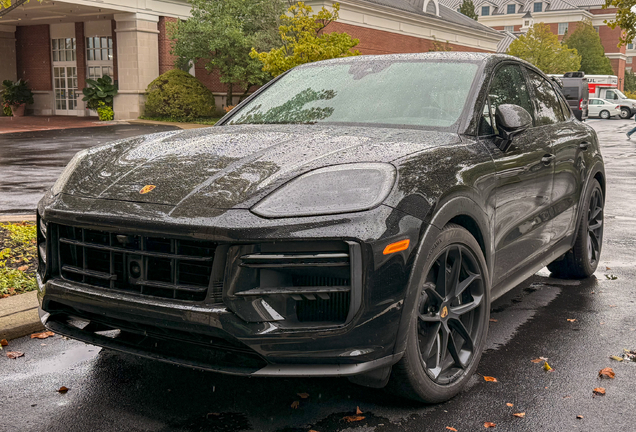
[
  {"x1": 603, "y1": 0, "x2": 636, "y2": 46},
  {"x1": 624, "y1": 70, "x2": 636, "y2": 93},
  {"x1": 459, "y1": 0, "x2": 478, "y2": 20},
  {"x1": 250, "y1": 2, "x2": 360, "y2": 78},
  {"x1": 169, "y1": 0, "x2": 286, "y2": 105},
  {"x1": 507, "y1": 23, "x2": 581, "y2": 74},
  {"x1": 562, "y1": 21, "x2": 613, "y2": 74}
]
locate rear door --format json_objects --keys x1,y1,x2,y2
[
  {"x1": 588, "y1": 99, "x2": 600, "y2": 117},
  {"x1": 478, "y1": 63, "x2": 554, "y2": 289},
  {"x1": 525, "y1": 68, "x2": 588, "y2": 245}
]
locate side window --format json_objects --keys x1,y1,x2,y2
[
  {"x1": 480, "y1": 64, "x2": 534, "y2": 135},
  {"x1": 527, "y1": 70, "x2": 566, "y2": 125},
  {"x1": 606, "y1": 90, "x2": 617, "y2": 100},
  {"x1": 555, "y1": 90, "x2": 572, "y2": 118}
]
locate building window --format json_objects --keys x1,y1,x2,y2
[
  {"x1": 504, "y1": 25, "x2": 514, "y2": 32},
  {"x1": 507, "y1": 4, "x2": 516, "y2": 13},
  {"x1": 594, "y1": 26, "x2": 600, "y2": 33},
  {"x1": 86, "y1": 36, "x2": 113, "y2": 61},
  {"x1": 481, "y1": 5, "x2": 490, "y2": 15},
  {"x1": 87, "y1": 66, "x2": 114, "y2": 80},
  {"x1": 524, "y1": 20, "x2": 530, "y2": 26},
  {"x1": 533, "y1": 2, "x2": 542, "y2": 12},
  {"x1": 628, "y1": 57, "x2": 633, "y2": 64},
  {"x1": 629, "y1": 42, "x2": 634, "y2": 50},
  {"x1": 51, "y1": 38, "x2": 76, "y2": 62},
  {"x1": 558, "y1": 23, "x2": 568, "y2": 35}
]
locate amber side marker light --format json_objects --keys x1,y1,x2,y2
[{"x1": 383, "y1": 239, "x2": 410, "y2": 255}]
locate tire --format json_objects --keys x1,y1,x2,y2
[
  {"x1": 547, "y1": 179, "x2": 604, "y2": 279},
  {"x1": 387, "y1": 224, "x2": 490, "y2": 403},
  {"x1": 600, "y1": 110, "x2": 610, "y2": 120},
  {"x1": 620, "y1": 107, "x2": 632, "y2": 119}
]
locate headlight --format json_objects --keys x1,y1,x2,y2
[
  {"x1": 251, "y1": 163, "x2": 396, "y2": 218},
  {"x1": 51, "y1": 149, "x2": 89, "y2": 196}
]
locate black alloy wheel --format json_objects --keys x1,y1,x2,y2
[
  {"x1": 418, "y1": 245, "x2": 486, "y2": 384},
  {"x1": 388, "y1": 224, "x2": 490, "y2": 403},
  {"x1": 548, "y1": 179, "x2": 604, "y2": 278},
  {"x1": 587, "y1": 185, "x2": 604, "y2": 267}
]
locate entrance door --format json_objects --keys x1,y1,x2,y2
[{"x1": 51, "y1": 38, "x2": 79, "y2": 115}]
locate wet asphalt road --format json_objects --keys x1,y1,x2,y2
[
  {"x1": 1, "y1": 119, "x2": 636, "y2": 431},
  {"x1": 0, "y1": 124, "x2": 180, "y2": 214}
]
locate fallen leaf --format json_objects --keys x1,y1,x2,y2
[
  {"x1": 606, "y1": 267, "x2": 611, "y2": 270},
  {"x1": 297, "y1": 393, "x2": 309, "y2": 399},
  {"x1": 593, "y1": 387, "x2": 606, "y2": 396},
  {"x1": 446, "y1": 427, "x2": 458, "y2": 431},
  {"x1": 309, "y1": 430, "x2": 319, "y2": 432},
  {"x1": 600, "y1": 322, "x2": 605, "y2": 325},
  {"x1": 530, "y1": 358, "x2": 543, "y2": 363},
  {"x1": 577, "y1": 415, "x2": 584, "y2": 419},
  {"x1": 563, "y1": 395, "x2": 571, "y2": 399},
  {"x1": 57, "y1": 386, "x2": 69, "y2": 394},
  {"x1": 567, "y1": 319, "x2": 576, "y2": 322},
  {"x1": 484, "y1": 422, "x2": 496, "y2": 428},
  {"x1": 0, "y1": 339, "x2": 7, "y2": 346},
  {"x1": 356, "y1": 406, "x2": 363, "y2": 415},
  {"x1": 6, "y1": 351, "x2": 24, "y2": 359},
  {"x1": 512, "y1": 412, "x2": 526, "y2": 418},
  {"x1": 543, "y1": 361, "x2": 553, "y2": 372},
  {"x1": 342, "y1": 415, "x2": 365, "y2": 422},
  {"x1": 598, "y1": 367, "x2": 615, "y2": 379},
  {"x1": 30, "y1": 331, "x2": 55, "y2": 339},
  {"x1": 489, "y1": 318, "x2": 498, "y2": 322},
  {"x1": 18, "y1": 265, "x2": 28, "y2": 271},
  {"x1": 506, "y1": 403, "x2": 514, "y2": 407},
  {"x1": 609, "y1": 305, "x2": 617, "y2": 308},
  {"x1": 290, "y1": 401, "x2": 299, "y2": 409},
  {"x1": 483, "y1": 376, "x2": 498, "y2": 382},
  {"x1": 610, "y1": 355, "x2": 624, "y2": 362}
]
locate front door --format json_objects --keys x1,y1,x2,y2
[
  {"x1": 478, "y1": 63, "x2": 555, "y2": 290},
  {"x1": 51, "y1": 38, "x2": 79, "y2": 115}
]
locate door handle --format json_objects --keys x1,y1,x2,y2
[
  {"x1": 541, "y1": 154, "x2": 556, "y2": 165},
  {"x1": 579, "y1": 141, "x2": 590, "y2": 151}
]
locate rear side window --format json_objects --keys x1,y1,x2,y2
[
  {"x1": 555, "y1": 89, "x2": 572, "y2": 119},
  {"x1": 527, "y1": 70, "x2": 566, "y2": 125},
  {"x1": 480, "y1": 64, "x2": 534, "y2": 135}
]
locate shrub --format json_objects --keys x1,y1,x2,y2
[
  {"x1": 82, "y1": 75, "x2": 117, "y2": 110},
  {"x1": 1, "y1": 79, "x2": 34, "y2": 107},
  {"x1": 96, "y1": 101, "x2": 114, "y2": 121},
  {"x1": 144, "y1": 69, "x2": 216, "y2": 120}
]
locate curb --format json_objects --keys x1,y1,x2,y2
[
  {"x1": 0, "y1": 290, "x2": 44, "y2": 340},
  {"x1": 0, "y1": 214, "x2": 36, "y2": 223}
]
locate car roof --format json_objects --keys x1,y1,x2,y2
[{"x1": 298, "y1": 52, "x2": 522, "y2": 67}]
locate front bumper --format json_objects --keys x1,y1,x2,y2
[{"x1": 37, "y1": 194, "x2": 423, "y2": 377}]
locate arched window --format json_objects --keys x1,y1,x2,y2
[{"x1": 426, "y1": 0, "x2": 437, "y2": 15}]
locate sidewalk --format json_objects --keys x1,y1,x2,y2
[
  {"x1": 0, "y1": 291, "x2": 43, "y2": 340},
  {"x1": 0, "y1": 115, "x2": 109, "y2": 134}
]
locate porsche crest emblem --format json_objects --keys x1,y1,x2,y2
[
  {"x1": 139, "y1": 185, "x2": 156, "y2": 194},
  {"x1": 440, "y1": 306, "x2": 449, "y2": 319}
]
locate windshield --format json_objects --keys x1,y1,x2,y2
[
  {"x1": 615, "y1": 89, "x2": 627, "y2": 99},
  {"x1": 227, "y1": 60, "x2": 480, "y2": 128}
]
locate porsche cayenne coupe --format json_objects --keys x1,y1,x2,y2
[{"x1": 37, "y1": 53, "x2": 605, "y2": 403}]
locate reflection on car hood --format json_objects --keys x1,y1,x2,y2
[{"x1": 63, "y1": 124, "x2": 459, "y2": 212}]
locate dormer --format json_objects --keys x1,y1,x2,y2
[
  {"x1": 521, "y1": 11, "x2": 534, "y2": 31},
  {"x1": 424, "y1": 0, "x2": 440, "y2": 16},
  {"x1": 532, "y1": 1, "x2": 550, "y2": 13},
  {"x1": 505, "y1": 0, "x2": 523, "y2": 14},
  {"x1": 476, "y1": 0, "x2": 498, "y2": 16}
]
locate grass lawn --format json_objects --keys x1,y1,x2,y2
[
  {"x1": 0, "y1": 222, "x2": 37, "y2": 298},
  {"x1": 139, "y1": 116, "x2": 221, "y2": 125}
]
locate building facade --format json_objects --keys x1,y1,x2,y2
[
  {"x1": 1, "y1": 0, "x2": 502, "y2": 119},
  {"x1": 440, "y1": 0, "x2": 630, "y2": 89}
]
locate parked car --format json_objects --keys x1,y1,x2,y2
[
  {"x1": 556, "y1": 73, "x2": 589, "y2": 121},
  {"x1": 588, "y1": 98, "x2": 621, "y2": 119},
  {"x1": 37, "y1": 53, "x2": 605, "y2": 403}
]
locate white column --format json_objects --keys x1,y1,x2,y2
[{"x1": 113, "y1": 13, "x2": 159, "y2": 120}]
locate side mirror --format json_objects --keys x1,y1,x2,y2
[{"x1": 494, "y1": 104, "x2": 532, "y2": 152}]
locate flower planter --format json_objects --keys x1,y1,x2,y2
[{"x1": 11, "y1": 104, "x2": 26, "y2": 117}]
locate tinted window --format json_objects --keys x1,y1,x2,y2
[
  {"x1": 480, "y1": 64, "x2": 534, "y2": 135},
  {"x1": 555, "y1": 89, "x2": 572, "y2": 118},
  {"x1": 228, "y1": 61, "x2": 479, "y2": 128},
  {"x1": 562, "y1": 86, "x2": 580, "y2": 100},
  {"x1": 527, "y1": 70, "x2": 565, "y2": 125}
]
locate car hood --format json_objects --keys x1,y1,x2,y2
[{"x1": 62, "y1": 124, "x2": 459, "y2": 213}]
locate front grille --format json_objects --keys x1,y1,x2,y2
[{"x1": 52, "y1": 224, "x2": 219, "y2": 302}]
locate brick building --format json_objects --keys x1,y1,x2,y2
[
  {"x1": 440, "y1": 0, "x2": 630, "y2": 89},
  {"x1": 0, "y1": 0, "x2": 502, "y2": 120}
]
